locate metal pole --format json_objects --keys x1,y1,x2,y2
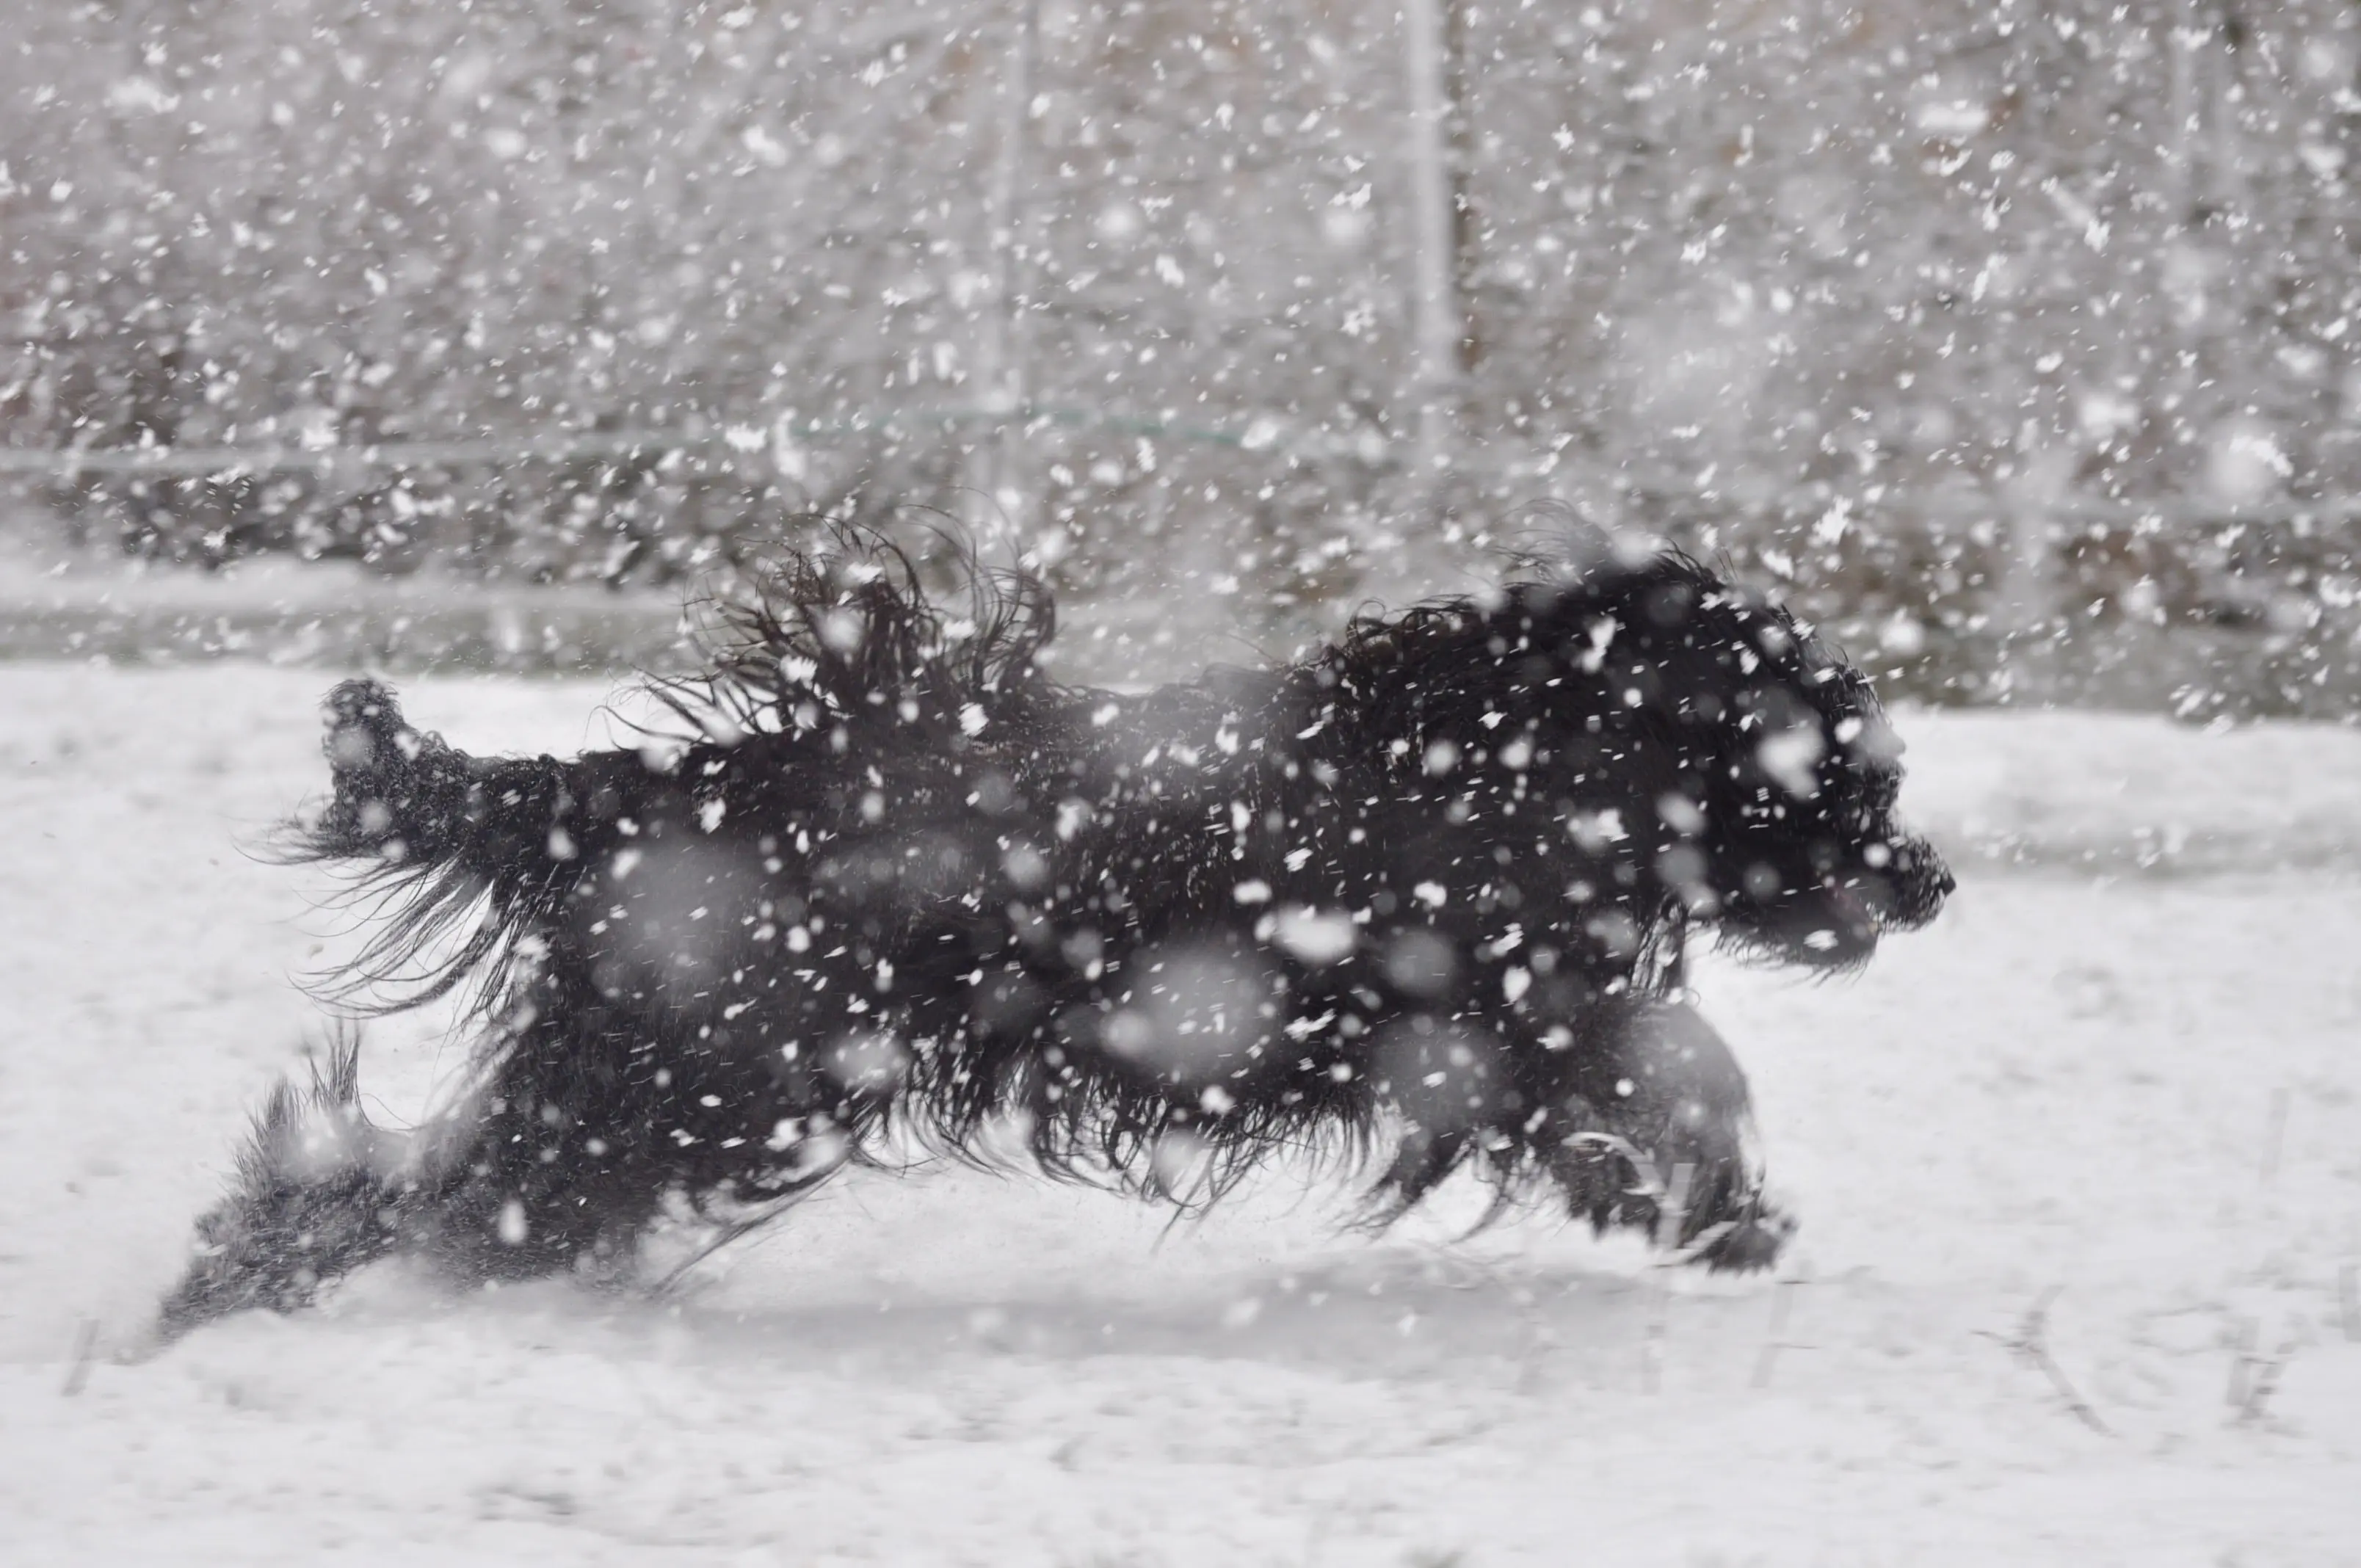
[
  {"x1": 1400, "y1": 0, "x2": 1465, "y2": 487},
  {"x1": 969, "y1": 0, "x2": 1040, "y2": 540}
]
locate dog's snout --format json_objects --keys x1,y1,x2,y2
[
  {"x1": 1909, "y1": 838, "x2": 1954, "y2": 896},
  {"x1": 1890, "y1": 838, "x2": 1953, "y2": 925}
]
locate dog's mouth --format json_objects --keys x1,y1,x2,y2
[
  {"x1": 1716, "y1": 881, "x2": 1882, "y2": 968},
  {"x1": 1796, "y1": 882, "x2": 1882, "y2": 962},
  {"x1": 1796, "y1": 852, "x2": 1952, "y2": 952},
  {"x1": 1866, "y1": 843, "x2": 1954, "y2": 932},
  {"x1": 1825, "y1": 881, "x2": 1877, "y2": 929},
  {"x1": 1719, "y1": 838, "x2": 1959, "y2": 966}
]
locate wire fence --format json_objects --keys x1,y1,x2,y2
[
  {"x1": 12, "y1": 413, "x2": 2361, "y2": 538},
  {"x1": 8, "y1": 411, "x2": 2361, "y2": 715},
  {"x1": 0, "y1": 403, "x2": 1277, "y2": 481}
]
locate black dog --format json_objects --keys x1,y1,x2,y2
[{"x1": 161, "y1": 533, "x2": 1949, "y2": 1333}]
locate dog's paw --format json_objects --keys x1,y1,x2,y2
[{"x1": 1688, "y1": 1202, "x2": 1794, "y2": 1272}]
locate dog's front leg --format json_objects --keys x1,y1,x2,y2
[{"x1": 1528, "y1": 998, "x2": 1791, "y2": 1269}]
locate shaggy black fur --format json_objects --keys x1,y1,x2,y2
[{"x1": 160, "y1": 532, "x2": 1949, "y2": 1335}]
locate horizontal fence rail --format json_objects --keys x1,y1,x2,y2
[
  {"x1": 6, "y1": 419, "x2": 2361, "y2": 537},
  {"x1": 0, "y1": 403, "x2": 1283, "y2": 481}
]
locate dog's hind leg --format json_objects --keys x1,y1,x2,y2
[
  {"x1": 158, "y1": 1039, "x2": 417, "y2": 1338},
  {"x1": 389, "y1": 1095, "x2": 645, "y2": 1289},
  {"x1": 381, "y1": 1012, "x2": 693, "y2": 1290},
  {"x1": 388, "y1": 997, "x2": 880, "y2": 1292},
  {"x1": 1534, "y1": 999, "x2": 1791, "y2": 1270},
  {"x1": 154, "y1": 1027, "x2": 648, "y2": 1337}
]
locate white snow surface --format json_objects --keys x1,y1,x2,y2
[{"x1": 3, "y1": 664, "x2": 2359, "y2": 1564}]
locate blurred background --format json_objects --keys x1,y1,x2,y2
[{"x1": 7, "y1": 0, "x2": 2361, "y2": 711}]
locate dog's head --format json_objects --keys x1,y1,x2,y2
[
  {"x1": 1616, "y1": 559, "x2": 1949, "y2": 968},
  {"x1": 1694, "y1": 631, "x2": 1951, "y2": 968},
  {"x1": 1495, "y1": 553, "x2": 1951, "y2": 970}
]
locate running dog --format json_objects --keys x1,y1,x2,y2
[{"x1": 161, "y1": 531, "x2": 1949, "y2": 1333}]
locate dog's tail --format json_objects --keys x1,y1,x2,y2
[
  {"x1": 305, "y1": 678, "x2": 477, "y2": 866},
  {"x1": 291, "y1": 678, "x2": 571, "y2": 1012}
]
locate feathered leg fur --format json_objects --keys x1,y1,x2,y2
[{"x1": 159, "y1": 1039, "x2": 407, "y2": 1335}]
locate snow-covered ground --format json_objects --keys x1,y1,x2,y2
[{"x1": 3, "y1": 664, "x2": 2359, "y2": 1565}]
